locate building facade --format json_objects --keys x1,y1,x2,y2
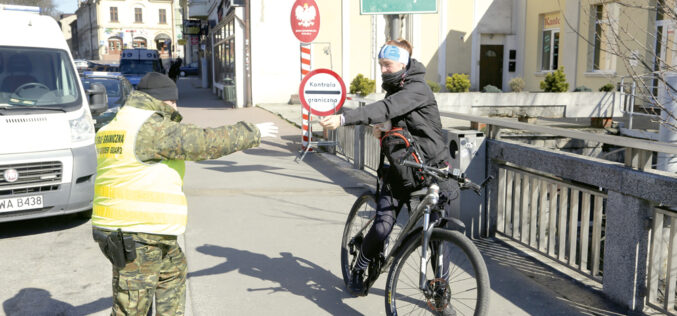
[
  {"x1": 58, "y1": 14, "x2": 77, "y2": 57},
  {"x1": 75, "y1": 0, "x2": 183, "y2": 62},
  {"x1": 190, "y1": 0, "x2": 664, "y2": 108}
]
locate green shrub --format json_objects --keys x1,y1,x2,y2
[
  {"x1": 599, "y1": 83, "x2": 615, "y2": 92},
  {"x1": 445, "y1": 73, "x2": 470, "y2": 92},
  {"x1": 539, "y1": 67, "x2": 569, "y2": 92},
  {"x1": 574, "y1": 85, "x2": 592, "y2": 92},
  {"x1": 427, "y1": 80, "x2": 441, "y2": 93},
  {"x1": 349, "y1": 74, "x2": 376, "y2": 97},
  {"x1": 483, "y1": 85, "x2": 502, "y2": 93},
  {"x1": 508, "y1": 77, "x2": 525, "y2": 92}
]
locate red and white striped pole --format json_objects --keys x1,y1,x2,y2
[{"x1": 300, "y1": 43, "x2": 312, "y2": 152}]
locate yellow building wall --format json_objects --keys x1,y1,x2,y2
[
  {"x1": 312, "y1": 0, "x2": 342, "y2": 74},
  {"x1": 348, "y1": 5, "x2": 374, "y2": 83},
  {"x1": 575, "y1": 0, "x2": 654, "y2": 91},
  {"x1": 420, "y1": 14, "x2": 440, "y2": 83},
  {"x1": 444, "y1": 2, "x2": 474, "y2": 79},
  {"x1": 524, "y1": 0, "x2": 565, "y2": 91}
]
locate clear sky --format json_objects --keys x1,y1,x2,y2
[{"x1": 55, "y1": 0, "x2": 78, "y2": 14}]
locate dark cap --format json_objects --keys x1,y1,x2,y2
[{"x1": 137, "y1": 72, "x2": 178, "y2": 101}]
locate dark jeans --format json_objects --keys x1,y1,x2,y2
[{"x1": 360, "y1": 179, "x2": 456, "y2": 261}]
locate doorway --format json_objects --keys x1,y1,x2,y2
[{"x1": 479, "y1": 45, "x2": 504, "y2": 90}]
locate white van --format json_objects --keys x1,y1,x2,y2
[{"x1": 0, "y1": 8, "x2": 107, "y2": 222}]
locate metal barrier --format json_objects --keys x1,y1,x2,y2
[
  {"x1": 496, "y1": 165, "x2": 607, "y2": 281},
  {"x1": 648, "y1": 207, "x2": 677, "y2": 314},
  {"x1": 333, "y1": 110, "x2": 677, "y2": 313}
]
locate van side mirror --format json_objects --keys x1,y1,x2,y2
[{"x1": 87, "y1": 83, "x2": 108, "y2": 116}]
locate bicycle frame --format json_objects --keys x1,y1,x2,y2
[{"x1": 380, "y1": 183, "x2": 443, "y2": 292}]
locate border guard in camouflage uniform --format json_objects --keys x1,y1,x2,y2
[{"x1": 92, "y1": 72, "x2": 278, "y2": 315}]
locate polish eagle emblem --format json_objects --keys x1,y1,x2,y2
[{"x1": 295, "y1": 3, "x2": 316, "y2": 28}]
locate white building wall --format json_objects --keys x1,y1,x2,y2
[
  {"x1": 249, "y1": 0, "x2": 303, "y2": 105},
  {"x1": 76, "y1": 0, "x2": 177, "y2": 62}
]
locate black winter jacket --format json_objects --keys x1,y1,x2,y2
[{"x1": 343, "y1": 59, "x2": 450, "y2": 165}]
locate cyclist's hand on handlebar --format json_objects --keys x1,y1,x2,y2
[{"x1": 320, "y1": 115, "x2": 342, "y2": 130}]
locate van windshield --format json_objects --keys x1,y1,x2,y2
[
  {"x1": 0, "y1": 47, "x2": 81, "y2": 110},
  {"x1": 120, "y1": 60, "x2": 162, "y2": 75}
]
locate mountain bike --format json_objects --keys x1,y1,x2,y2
[{"x1": 340, "y1": 160, "x2": 491, "y2": 316}]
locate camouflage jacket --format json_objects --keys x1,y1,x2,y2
[{"x1": 122, "y1": 91, "x2": 261, "y2": 162}]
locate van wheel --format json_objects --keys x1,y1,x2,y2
[
  {"x1": 180, "y1": 71, "x2": 186, "y2": 77},
  {"x1": 78, "y1": 209, "x2": 92, "y2": 219}
]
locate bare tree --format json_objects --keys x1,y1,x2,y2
[
  {"x1": 559, "y1": 0, "x2": 677, "y2": 132},
  {"x1": 0, "y1": 0, "x2": 60, "y2": 19}
]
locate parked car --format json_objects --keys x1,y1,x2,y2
[
  {"x1": 180, "y1": 62, "x2": 199, "y2": 77},
  {"x1": 80, "y1": 71, "x2": 133, "y2": 130},
  {"x1": 119, "y1": 48, "x2": 165, "y2": 87}
]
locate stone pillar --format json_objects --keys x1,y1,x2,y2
[{"x1": 603, "y1": 191, "x2": 651, "y2": 311}]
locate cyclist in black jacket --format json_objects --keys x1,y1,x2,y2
[{"x1": 321, "y1": 39, "x2": 456, "y2": 298}]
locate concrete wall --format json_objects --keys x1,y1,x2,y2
[{"x1": 346, "y1": 91, "x2": 623, "y2": 118}]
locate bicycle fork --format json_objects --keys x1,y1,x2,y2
[{"x1": 418, "y1": 198, "x2": 443, "y2": 295}]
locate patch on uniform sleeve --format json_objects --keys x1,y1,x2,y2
[{"x1": 96, "y1": 131, "x2": 127, "y2": 157}]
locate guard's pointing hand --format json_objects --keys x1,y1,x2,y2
[
  {"x1": 256, "y1": 122, "x2": 279, "y2": 138},
  {"x1": 320, "y1": 115, "x2": 342, "y2": 130}
]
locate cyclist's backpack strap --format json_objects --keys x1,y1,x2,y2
[{"x1": 379, "y1": 127, "x2": 427, "y2": 195}]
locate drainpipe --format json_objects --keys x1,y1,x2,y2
[
  {"x1": 658, "y1": 73, "x2": 677, "y2": 173},
  {"x1": 245, "y1": 0, "x2": 252, "y2": 106}
]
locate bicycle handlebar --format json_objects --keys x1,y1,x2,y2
[{"x1": 400, "y1": 160, "x2": 492, "y2": 194}]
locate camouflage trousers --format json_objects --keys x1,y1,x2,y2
[{"x1": 94, "y1": 229, "x2": 187, "y2": 316}]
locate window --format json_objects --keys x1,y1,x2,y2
[
  {"x1": 159, "y1": 9, "x2": 166, "y2": 24},
  {"x1": 134, "y1": 8, "x2": 143, "y2": 23},
  {"x1": 592, "y1": 5, "x2": 604, "y2": 70},
  {"x1": 541, "y1": 29, "x2": 560, "y2": 71},
  {"x1": 0, "y1": 47, "x2": 81, "y2": 109},
  {"x1": 108, "y1": 37, "x2": 122, "y2": 54},
  {"x1": 541, "y1": 13, "x2": 560, "y2": 71},
  {"x1": 132, "y1": 37, "x2": 147, "y2": 48},
  {"x1": 110, "y1": 7, "x2": 118, "y2": 22}
]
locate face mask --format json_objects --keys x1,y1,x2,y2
[{"x1": 382, "y1": 69, "x2": 406, "y2": 89}]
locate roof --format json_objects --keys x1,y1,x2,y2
[
  {"x1": 82, "y1": 71, "x2": 124, "y2": 79},
  {"x1": 0, "y1": 13, "x2": 70, "y2": 51}
]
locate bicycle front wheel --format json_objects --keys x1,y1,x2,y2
[
  {"x1": 385, "y1": 229, "x2": 490, "y2": 316},
  {"x1": 341, "y1": 192, "x2": 377, "y2": 290}
]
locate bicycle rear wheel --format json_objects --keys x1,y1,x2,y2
[
  {"x1": 341, "y1": 192, "x2": 377, "y2": 291},
  {"x1": 385, "y1": 229, "x2": 490, "y2": 316}
]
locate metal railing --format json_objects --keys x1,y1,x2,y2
[
  {"x1": 496, "y1": 165, "x2": 607, "y2": 281},
  {"x1": 333, "y1": 109, "x2": 677, "y2": 313},
  {"x1": 619, "y1": 75, "x2": 662, "y2": 129}
]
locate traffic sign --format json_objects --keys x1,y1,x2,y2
[
  {"x1": 290, "y1": 0, "x2": 320, "y2": 43},
  {"x1": 299, "y1": 69, "x2": 346, "y2": 116},
  {"x1": 360, "y1": 0, "x2": 437, "y2": 14}
]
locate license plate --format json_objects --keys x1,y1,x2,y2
[{"x1": 0, "y1": 195, "x2": 44, "y2": 213}]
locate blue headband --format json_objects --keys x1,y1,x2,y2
[{"x1": 378, "y1": 45, "x2": 409, "y2": 65}]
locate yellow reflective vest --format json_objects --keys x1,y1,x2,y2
[{"x1": 93, "y1": 106, "x2": 187, "y2": 235}]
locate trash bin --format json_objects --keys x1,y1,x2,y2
[
  {"x1": 222, "y1": 78, "x2": 236, "y2": 103},
  {"x1": 443, "y1": 128, "x2": 487, "y2": 238}
]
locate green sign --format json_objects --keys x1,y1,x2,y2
[{"x1": 360, "y1": 0, "x2": 437, "y2": 14}]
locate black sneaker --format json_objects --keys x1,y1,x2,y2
[{"x1": 348, "y1": 268, "x2": 367, "y2": 297}]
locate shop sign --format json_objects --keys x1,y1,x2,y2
[
  {"x1": 544, "y1": 12, "x2": 561, "y2": 28},
  {"x1": 360, "y1": 0, "x2": 437, "y2": 14},
  {"x1": 184, "y1": 19, "x2": 201, "y2": 35},
  {"x1": 290, "y1": 0, "x2": 320, "y2": 43}
]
